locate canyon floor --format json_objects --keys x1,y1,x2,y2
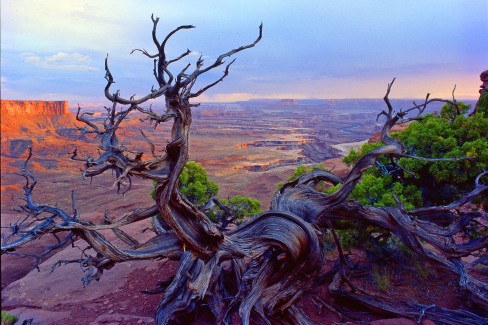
[
  {"x1": 1, "y1": 99, "x2": 481, "y2": 324},
  {"x1": 2, "y1": 99, "x2": 384, "y2": 222}
]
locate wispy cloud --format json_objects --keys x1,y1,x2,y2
[
  {"x1": 20, "y1": 52, "x2": 98, "y2": 71},
  {"x1": 2, "y1": 1, "x2": 485, "y2": 101}
]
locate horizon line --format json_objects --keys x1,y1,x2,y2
[{"x1": 1, "y1": 96, "x2": 480, "y2": 107}]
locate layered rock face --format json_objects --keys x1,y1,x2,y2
[
  {"x1": 1, "y1": 100, "x2": 78, "y2": 135},
  {"x1": 1, "y1": 100, "x2": 70, "y2": 116},
  {"x1": 0, "y1": 100, "x2": 80, "y2": 157}
]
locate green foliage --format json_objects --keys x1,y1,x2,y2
[
  {"x1": 342, "y1": 100, "x2": 487, "y2": 205},
  {"x1": 288, "y1": 163, "x2": 326, "y2": 180},
  {"x1": 343, "y1": 142, "x2": 383, "y2": 167},
  {"x1": 178, "y1": 161, "x2": 219, "y2": 206},
  {"x1": 393, "y1": 104, "x2": 487, "y2": 204},
  {"x1": 373, "y1": 264, "x2": 391, "y2": 292},
  {"x1": 325, "y1": 173, "x2": 422, "y2": 210},
  {"x1": 276, "y1": 163, "x2": 326, "y2": 191},
  {"x1": 151, "y1": 161, "x2": 261, "y2": 228},
  {"x1": 324, "y1": 224, "x2": 433, "y2": 286},
  {"x1": 352, "y1": 174, "x2": 421, "y2": 209},
  {"x1": 220, "y1": 195, "x2": 262, "y2": 221},
  {"x1": 288, "y1": 100, "x2": 487, "y2": 267},
  {"x1": 464, "y1": 218, "x2": 488, "y2": 240},
  {"x1": 1, "y1": 311, "x2": 18, "y2": 325},
  {"x1": 414, "y1": 259, "x2": 431, "y2": 280},
  {"x1": 151, "y1": 161, "x2": 219, "y2": 206},
  {"x1": 150, "y1": 180, "x2": 157, "y2": 200},
  {"x1": 333, "y1": 220, "x2": 392, "y2": 253},
  {"x1": 207, "y1": 195, "x2": 263, "y2": 226},
  {"x1": 439, "y1": 101, "x2": 470, "y2": 120},
  {"x1": 476, "y1": 92, "x2": 488, "y2": 115}
]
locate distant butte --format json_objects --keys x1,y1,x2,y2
[{"x1": 276, "y1": 99, "x2": 299, "y2": 106}]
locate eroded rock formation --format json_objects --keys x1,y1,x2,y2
[
  {"x1": 473, "y1": 69, "x2": 488, "y2": 115},
  {"x1": 479, "y1": 70, "x2": 488, "y2": 96},
  {"x1": 1, "y1": 100, "x2": 70, "y2": 116},
  {"x1": 0, "y1": 100, "x2": 81, "y2": 157}
]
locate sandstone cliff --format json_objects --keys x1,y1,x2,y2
[
  {"x1": 1, "y1": 100, "x2": 81, "y2": 157},
  {"x1": 1, "y1": 100, "x2": 79, "y2": 134},
  {"x1": 1, "y1": 100, "x2": 71, "y2": 116}
]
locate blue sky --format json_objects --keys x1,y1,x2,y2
[{"x1": 1, "y1": 0, "x2": 487, "y2": 107}]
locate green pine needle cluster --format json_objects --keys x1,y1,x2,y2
[
  {"x1": 1, "y1": 311, "x2": 18, "y2": 325},
  {"x1": 151, "y1": 161, "x2": 262, "y2": 226}
]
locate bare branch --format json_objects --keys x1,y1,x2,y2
[
  {"x1": 167, "y1": 49, "x2": 192, "y2": 65},
  {"x1": 150, "y1": 14, "x2": 161, "y2": 50},
  {"x1": 180, "y1": 23, "x2": 263, "y2": 90},
  {"x1": 383, "y1": 77, "x2": 396, "y2": 116},
  {"x1": 189, "y1": 59, "x2": 236, "y2": 98},
  {"x1": 104, "y1": 55, "x2": 171, "y2": 105},
  {"x1": 130, "y1": 48, "x2": 158, "y2": 58},
  {"x1": 160, "y1": 25, "x2": 195, "y2": 63},
  {"x1": 140, "y1": 129, "x2": 157, "y2": 157},
  {"x1": 76, "y1": 105, "x2": 101, "y2": 135}
]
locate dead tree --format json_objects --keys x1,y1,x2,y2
[{"x1": 1, "y1": 16, "x2": 487, "y2": 325}]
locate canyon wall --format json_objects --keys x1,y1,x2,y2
[
  {"x1": 0, "y1": 100, "x2": 78, "y2": 134},
  {"x1": 1, "y1": 100, "x2": 70, "y2": 116},
  {"x1": 1, "y1": 100, "x2": 81, "y2": 157}
]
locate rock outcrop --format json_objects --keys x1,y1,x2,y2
[
  {"x1": 473, "y1": 69, "x2": 488, "y2": 115},
  {"x1": 1, "y1": 100, "x2": 78, "y2": 135},
  {"x1": 0, "y1": 100, "x2": 81, "y2": 156},
  {"x1": 1, "y1": 100, "x2": 70, "y2": 116},
  {"x1": 479, "y1": 70, "x2": 488, "y2": 96}
]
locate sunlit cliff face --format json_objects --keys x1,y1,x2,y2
[
  {"x1": 1, "y1": 100, "x2": 74, "y2": 132},
  {"x1": 1, "y1": 100, "x2": 70, "y2": 116},
  {"x1": 0, "y1": 100, "x2": 80, "y2": 158}
]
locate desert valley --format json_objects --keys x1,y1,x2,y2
[
  {"x1": 0, "y1": 98, "x2": 480, "y2": 324},
  {"x1": 2, "y1": 98, "x2": 458, "y2": 214},
  {"x1": 0, "y1": 98, "x2": 387, "y2": 216}
]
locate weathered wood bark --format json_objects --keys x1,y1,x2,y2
[{"x1": 2, "y1": 16, "x2": 487, "y2": 325}]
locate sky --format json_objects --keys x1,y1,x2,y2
[{"x1": 1, "y1": 0, "x2": 487, "y2": 107}]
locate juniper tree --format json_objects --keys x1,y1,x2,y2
[{"x1": 2, "y1": 16, "x2": 487, "y2": 325}]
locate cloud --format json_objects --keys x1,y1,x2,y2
[
  {"x1": 3, "y1": 1, "x2": 485, "y2": 101},
  {"x1": 0, "y1": 76, "x2": 9, "y2": 96},
  {"x1": 20, "y1": 52, "x2": 98, "y2": 71}
]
